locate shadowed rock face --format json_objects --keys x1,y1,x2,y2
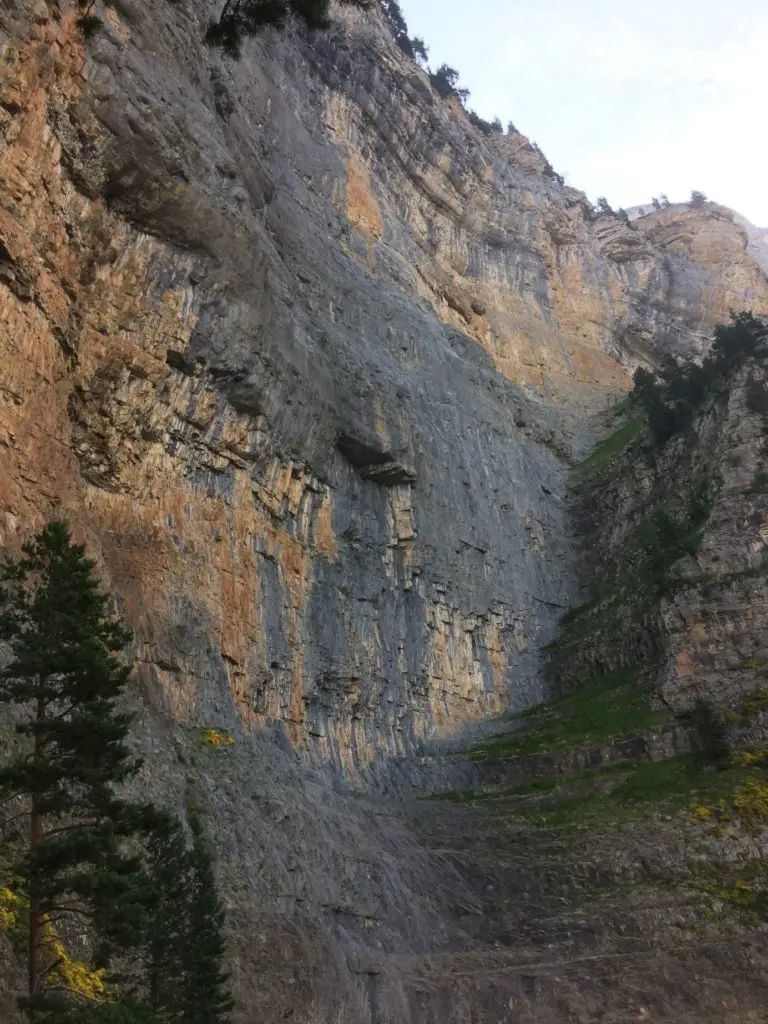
[{"x1": 2, "y1": 2, "x2": 768, "y2": 1020}]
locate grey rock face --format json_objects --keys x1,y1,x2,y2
[
  {"x1": 3, "y1": 2, "x2": 768, "y2": 1021},
  {"x1": 38, "y1": 0, "x2": 763, "y2": 772}
]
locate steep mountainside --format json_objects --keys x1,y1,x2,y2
[
  {"x1": 2, "y1": 1, "x2": 768, "y2": 1021},
  {"x1": 2, "y1": 0, "x2": 767, "y2": 774}
]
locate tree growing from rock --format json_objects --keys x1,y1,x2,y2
[
  {"x1": 467, "y1": 111, "x2": 503, "y2": 135},
  {"x1": 378, "y1": 0, "x2": 427, "y2": 62},
  {"x1": 631, "y1": 313, "x2": 768, "y2": 446},
  {"x1": 410, "y1": 36, "x2": 428, "y2": 63},
  {"x1": 690, "y1": 190, "x2": 707, "y2": 207},
  {"x1": 429, "y1": 64, "x2": 468, "y2": 101}
]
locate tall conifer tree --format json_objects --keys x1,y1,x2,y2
[
  {"x1": 143, "y1": 816, "x2": 233, "y2": 1024},
  {"x1": 0, "y1": 522, "x2": 145, "y2": 1015},
  {"x1": 1, "y1": 522, "x2": 234, "y2": 1022}
]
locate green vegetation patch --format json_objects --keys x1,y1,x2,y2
[
  {"x1": 502, "y1": 757, "x2": 749, "y2": 828},
  {"x1": 559, "y1": 596, "x2": 604, "y2": 626},
  {"x1": 465, "y1": 667, "x2": 668, "y2": 760},
  {"x1": 428, "y1": 776, "x2": 559, "y2": 803},
  {"x1": 578, "y1": 415, "x2": 644, "y2": 473}
]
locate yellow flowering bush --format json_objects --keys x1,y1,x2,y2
[
  {"x1": 689, "y1": 803, "x2": 712, "y2": 821},
  {"x1": 202, "y1": 728, "x2": 235, "y2": 749},
  {"x1": 0, "y1": 886, "x2": 21, "y2": 931},
  {"x1": 43, "y1": 918, "x2": 108, "y2": 1002},
  {"x1": 731, "y1": 776, "x2": 768, "y2": 831},
  {"x1": 689, "y1": 729, "x2": 768, "y2": 927},
  {"x1": 737, "y1": 750, "x2": 765, "y2": 767}
]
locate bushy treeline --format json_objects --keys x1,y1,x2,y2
[
  {"x1": 0, "y1": 523, "x2": 232, "y2": 1023},
  {"x1": 78, "y1": 0, "x2": 536, "y2": 158},
  {"x1": 631, "y1": 313, "x2": 768, "y2": 445},
  {"x1": 467, "y1": 110, "x2": 503, "y2": 136},
  {"x1": 379, "y1": 0, "x2": 427, "y2": 62},
  {"x1": 204, "y1": 0, "x2": 371, "y2": 55}
]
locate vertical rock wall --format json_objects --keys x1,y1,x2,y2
[{"x1": 1, "y1": 0, "x2": 767, "y2": 777}]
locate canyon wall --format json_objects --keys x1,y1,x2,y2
[
  {"x1": 2, "y1": 0, "x2": 768, "y2": 781},
  {"x1": 556, "y1": 359, "x2": 768, "y2": 712},
  {"x1": 4, "y1": 3, "x2": 768, "y2": 1022}
]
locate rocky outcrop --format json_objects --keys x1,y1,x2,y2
[
  {"x1": 556, "y1": 360, "x2": 768, "y2": 712},
  {"x1": 728, "y1": 209, "x2": 768, "y2": 277},
  {"x1": 2, "y1": 0, "x2": 768, "y2": 778},
  {"x1": 659, "y1": 365, "x2": 768, "y2": 708}
]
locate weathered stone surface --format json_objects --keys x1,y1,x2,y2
[
  {"x1": 2, "y1": 0, "x2": 767, "y2": 773},
  {"x1": 3, "y1": 1, "x2": 768, "y2": 1020},
  {"x1": 558, "y1": 362, "x2": 768, "y2": 712},
  {"x1": 729, "y1": 209, "x2": 768, "y2": 277},
  {"x1": 659, "y1": 365, "x2": 768, "y2": 707}
]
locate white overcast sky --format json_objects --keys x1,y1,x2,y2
[{"x1": 399, "y1": 0, "x2": 768, "y2": 225}]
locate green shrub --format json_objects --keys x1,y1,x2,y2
[
  {"x1": 748, "y1": 470, "x2": 768, "y2": 494},
  {"x1": 684, "y1": 699, "x2": 730, "y2": 769},
  {"x1": 77, "y1": 14, "x2": 102, "y2": 36}
]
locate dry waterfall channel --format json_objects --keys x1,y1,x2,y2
[{"x1": 2, "y1": 0, "x2": 768, "y2": 1021}]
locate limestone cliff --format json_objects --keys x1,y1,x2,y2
[
  {"x1": 3, "y1": 1, "x2": 768, "y2": 1020},
  {"x1": 2, "y1": 0, "x2": 767, "y2": 777},
  {"x1": 556, "y1": 357, "x2": 768, "y2": 712}
]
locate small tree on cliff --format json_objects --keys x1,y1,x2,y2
[
  {"x1": 410, "y1": 37, "x2": 429, "y2": 64},
  {"x1": 429, "y1": 64, "x2": 469, "y2": 102},
  {"x1": 690, "y1": 190, "x2": 707, "y2": 207},
  {"x1": 0, "y1": 522, "x2": 152, "y2": 1016}
]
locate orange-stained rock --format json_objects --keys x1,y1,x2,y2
[{"x1": 1, "y1": 0, "x2": 767, "y2": 780}]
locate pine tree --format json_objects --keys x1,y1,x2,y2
[
  {"x1": 43, "y1": 998, "x2": 162, "y2": 1023},
  {"x1": 179, "y1": 818, "x2": 233, "y2": 1024},
  {"x1": 143, "y1": 816, "x2": 233, "y2": 1024},
  {"x1": 429, "y1": 64, "x2": 462, "y2": 98},
  {"x1": 0, "y1": 522, "x2": 150, "y2": 1016},
  {"x1": 141, "y1": 816, "x2": 189, "y2": 1018},
  {"x1": 410, "y1": 37, "x2": 428, "y2": 64}
]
